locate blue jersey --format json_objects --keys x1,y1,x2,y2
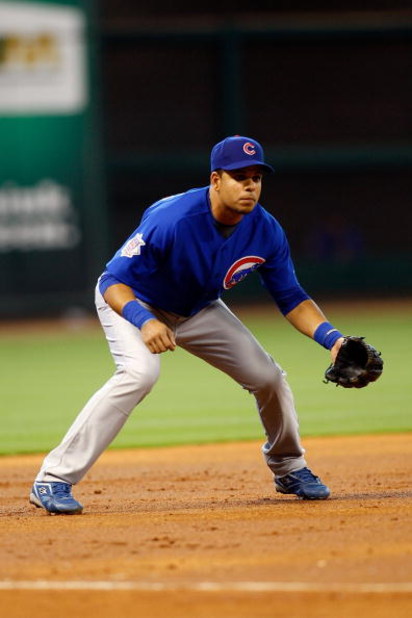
[{"x1": 103, "y1": 187, "x2": 309, "y2": 316}]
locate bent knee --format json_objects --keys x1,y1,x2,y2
[
  {"x1": 120, "y1": 359, "x2": 160, "y2": 393},
  {"x1": 247, "y1": 357, "x2": 285, "y2": 392}
]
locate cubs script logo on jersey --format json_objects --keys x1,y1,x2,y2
[
  {"x1": 120, "y1": 233, "x2": 146, "y2": 258},
  {"x1": 223, "y1": 256, "x2": 265, "y2": 289}
]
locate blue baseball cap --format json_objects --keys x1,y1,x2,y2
[{"x1": 210, "y1": 135, "x2": 274, "y2": 174}]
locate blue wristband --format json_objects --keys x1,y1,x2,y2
[
  {"x1": 313, "y1": 322, "x2": 343, "y2": 350},
  {"x1": 122, "y1": 300, "x2": 155, "y2": 330}
]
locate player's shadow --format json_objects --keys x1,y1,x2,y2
[{"x1": 327, "y1": 490, "x2": 412, "y2": 500}]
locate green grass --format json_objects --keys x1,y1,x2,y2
[{"x1": 1, "y1": 303, "x2": 410, "y2": 455}]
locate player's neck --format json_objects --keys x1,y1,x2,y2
[{"x1": 208, "y1": 189, "x2": 244, "y2": 226}]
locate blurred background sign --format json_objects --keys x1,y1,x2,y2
[{"x1": 0, "y1": 0, "x2": 105, "y2": 317}]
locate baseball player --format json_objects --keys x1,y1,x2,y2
[{"x1": 30, "y1": 135, "x2": 345, "y2": 515}]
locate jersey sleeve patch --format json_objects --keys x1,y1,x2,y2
[{"x1": 120, "y1": 233, "x2": 146, "y2": 258}]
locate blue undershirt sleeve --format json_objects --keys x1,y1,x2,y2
[
  {"x1": 258, "y1": 224, "x2": 310, "y2": 315},
  {"x1": 98, "y1": 271, "x2": 156, "y2": 329},
  {"x1": 270, "y1": 285, "x2": 310, "y2": 315},
  {"x1": 98, "y1": 271, "x2": 122, "y2": 296}
]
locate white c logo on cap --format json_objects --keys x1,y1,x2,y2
[{"x1": 243, "y1": 142, "x2": 256, "y2": 156}]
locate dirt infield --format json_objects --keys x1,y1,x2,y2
[{"x1": 1, "y1": 434, "x2": 411, "y2": 617}]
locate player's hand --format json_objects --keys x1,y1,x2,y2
[
  {"x1": 141, "y1": 319, "x2": 176, "y2": 354},
  {"x1": 330, "y1": 337, "x2": 345, "y2": 363}
]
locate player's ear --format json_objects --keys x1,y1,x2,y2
[{"x1": 210, "y1": 170, "x2": 222, "y2": 190}]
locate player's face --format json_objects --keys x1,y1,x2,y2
[{"x1": 210, "y1": 166, "x2": 263, "y2": 224}]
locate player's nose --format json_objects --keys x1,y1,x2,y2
[{"x1": 245, "y1": 178, "x2": 257, "y2": 191}]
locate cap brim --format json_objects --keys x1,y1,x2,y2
[{"x1": 218, "y1": 160, "x2": 274, "y2": 174}]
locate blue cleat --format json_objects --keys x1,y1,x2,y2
[
  {"x1": 275, "y1": 467, "x2": 330, "y2": 500},
  {"x1": 30, "y1": 481, "x2": 83, "y2": 514}
]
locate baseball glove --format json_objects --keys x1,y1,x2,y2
[{"x1": 324, "y1": 336, "x2": 383, "y2": 388}]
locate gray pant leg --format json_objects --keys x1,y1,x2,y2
[
  {"x1": 36, "y1": 288, "x2": 160, "y2": 485},
  {"x1": 176, "y1": 300, "x2": 307, "y2": 477}
]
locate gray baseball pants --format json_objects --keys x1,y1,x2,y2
[{"x1": 36, "y1": 287, "x2": 307, "y2": 485}]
